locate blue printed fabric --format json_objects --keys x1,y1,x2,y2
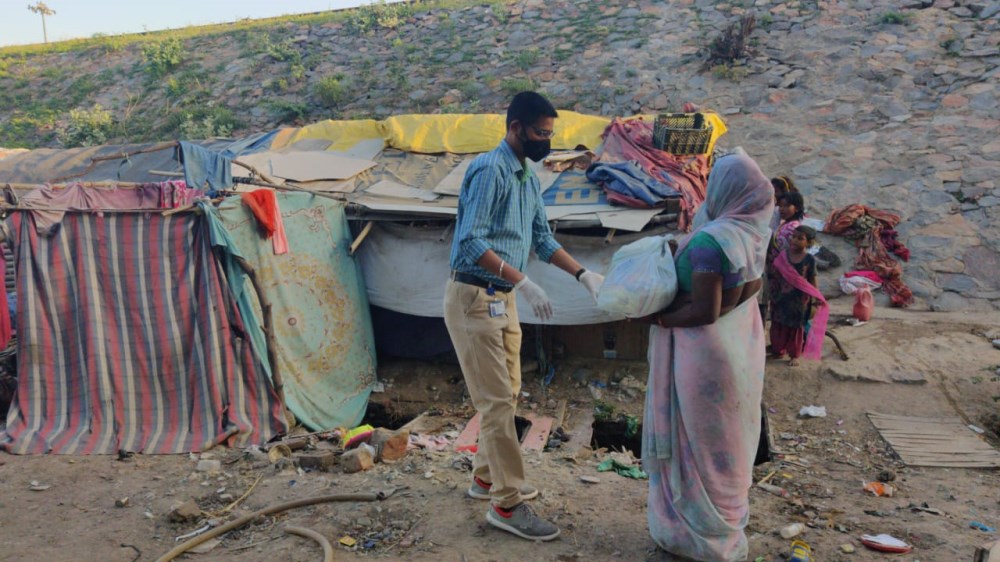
[{"x1": 585, "y1": 161, "x2": 680, "y2": 207}]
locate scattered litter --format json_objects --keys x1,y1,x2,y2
[
  {"x1": 877, "y1": 469, "x2": 896, "y2": 482},
  {"x1": 175, "y1": 523, "x2": 212, "y2": 542},
  {"x1": 863, "y1": 481, "x2": 895, "y2": 497},
  {"x1": 789, "y1": 539, "x2": 813, "y2": 562},
  {"x1": 768, "y1": 406, "x2": 777, "y2": 414},
  {"x1": 969, "y1": 424, "x2": 986, "y2": 434},
  {"x1": 339, "y1": 535, "x2": 357, "y2": 548},
  {"x1": 781, "y1": 522, "x2": 805, "y2": 539},
  {"x1": 340, "y1": 444, "x2": 375, "y2": 473},
  {"x1": 840, "y1": 543, "x2": 856, "y2": 553},
  {"x1": 341, "y1": 424, "x2": 375, "y2": 449},
  {"x1": 371, "y1": 381, "x2": 385, "y2": 393},
  {"x1": 909, "y1": 503, "x2": 944, "y2": 515},
  {"x1": 798, "y1": 405, "x2": 827, "y2": 418},
  {"x1": 423, "y1": 470, "x2": 434, "y2": 479},
  {"x1": 409, "y1": 433, "x2": 451, "y2": 452},
  {"x1": 579, "y1": 475, "x2": 601, "y2": 484},
  {"x1": 756, "y1": 482, "x2": 790, "y2": 498},
  {"x1": 860, "y1": 534, "x2": 912, "y2": 553},
  {"x1": 188, "y1": 539, "x2": 221, "y2": 554},
  {"x1": 970, "y1": 521, "x2": 996, "y2": 532},
  {"x1": 836, "y1": 419, "x2": 844, "y2": 426},
  {"x1": 115, "y1": 497, "x2": 130, "y2": 508},
  {"x1": 845, "y1": 318, "x2": 867, "y2": 327},
  {"x1": 28, "y1": 480, "x2": 51, "y2": 491},
  {"x1": 597, "y1": 452, "x2": 647, "y2": 480}
]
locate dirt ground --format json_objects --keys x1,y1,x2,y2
[{"x1": 2, "y1": 299, "x2": 1000, "y2": 562}]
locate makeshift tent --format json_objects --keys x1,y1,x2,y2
[
  {"x1": 0, "y1": 109, "x2": 727, "y2": 452},
  {"x1": 0, "y1": 185, "x2": 287, "y2": 454}
]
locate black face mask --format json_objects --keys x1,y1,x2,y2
[{"x1": 519, "y1": 131, "x2": 551, "y2": 162}]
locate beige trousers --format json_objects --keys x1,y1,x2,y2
[{"x1": 443, "y1": 279, "x2": 524, "y2": 508}]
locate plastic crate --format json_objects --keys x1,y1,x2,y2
[{"x1": 652, "y1": 113, "x2": 713, "y2": 155}]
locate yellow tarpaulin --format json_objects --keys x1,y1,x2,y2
[{"x1": 270, "y1": 111, "x2": 727, "y2": 156}]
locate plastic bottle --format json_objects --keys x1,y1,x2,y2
[
  {"x1": 853, "y1": 286, "x2": 874, "y2": 322},
  {"x1": 780, "y1": 523, "x2": 805, "y2": 539}
]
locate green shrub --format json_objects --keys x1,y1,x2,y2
[
  {"x1": 706, "y1": 14, "x2": 756, "y2": 66},
  {"x1": 264, "y1": 98, "x2": 309, "y2": 124},
  {"x1": 60, "y1": 104, "x2": 115, "y2": 147},
  {"x1": 879, "y1": 11, "x2": 911, "y2": 25},
  {"x1": 165, "y1": 76, "x2": 184, "y2": 99},
  {"x1": 178, "y1": 113, "x2": 233, "y2": 139},
  {"x1": 346, "y1": 1, "x2": 411, "y2": 35},
  {"x1": 314, "y1": 76, "x2": 349, "y2": 108},
  {"x1": 491, "y1": 1, "x2": 509, "y2": 23},
  {"x1": 165, "y1": 105, "x2": 239, "y2": 138},
  {"x1": 501, "y1": 77, "x2": 536, "y2": 96},
  {"x1": 513, "y1": 48, "x2": 539, "y2": 71},
  {"x1": 141, "y1": 37, "x2": 184, "y2": 77},
  {"x1": 711, "y1": 63, "x2": 748, "y2": 82},
  {"x1": 263, "y1": 36, "x2": 300, "y2": 63},
  {"x1": 93, "y1": 32, "x2": 127, "y2": 54},
  {"x1": 0, "y1": 111, "x2": 57, "y2": 148}
]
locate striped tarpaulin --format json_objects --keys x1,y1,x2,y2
[{"x1": 1, "y1": 211, "x2": 287, "y2": 454}]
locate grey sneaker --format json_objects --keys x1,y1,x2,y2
[
  {"x1": 486, "y1": 503, "x2": 560, "y2": 541},
  {"x1": 467, "y1": 477, "x2": 539, "y2": 501}
]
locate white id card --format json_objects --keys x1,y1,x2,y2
[{"x1": 488, "y1": 300, "x2": 506, "y2": 318}]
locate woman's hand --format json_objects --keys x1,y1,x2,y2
[{"x1": 631, "y1": 312, "x2": 661, "y2": 325}]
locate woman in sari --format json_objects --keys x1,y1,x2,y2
[{"x1": 640, "y1": 154, "x2": 773, "y2": 561}]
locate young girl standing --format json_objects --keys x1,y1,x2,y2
[
  {"x1": 769, "y1": 225, "x2": 828, "y2": 366},
  {"x1": 769, "y1": 191, "x2": 806, "y2": 263}
]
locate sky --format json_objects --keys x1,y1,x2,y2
[{"x1": 2, "y1": 1, "x2": 382, "y2": 46}]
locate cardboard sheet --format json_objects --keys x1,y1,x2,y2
[
  {"x1": 597, "y1": 208, "x2": 664, "y2": 232},
  {"x1": 432, "y1": 155, "x2": 561, "y2": 196},
  {"x1": 269, "y1": 152, "x2": 376, "y2": 181},
  {"x1": 365, "y1": 180, "x2": 440, "y2": 202}
]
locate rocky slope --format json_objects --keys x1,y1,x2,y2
[{"x1": 0, "y1": 0, "x2": 998, "y2": 309}]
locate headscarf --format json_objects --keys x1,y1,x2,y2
[{"x1": 677, "y1": 154, "x2": 774, "y2": 283}]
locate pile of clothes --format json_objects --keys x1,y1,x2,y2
[
  {"x1": 585, "y1": 118, "x2": 711, "y2": 231},
  {"x1": 824, "y1": 205, "x2": 913, "y2": 307}
]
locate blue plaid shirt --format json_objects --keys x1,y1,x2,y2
[{"x1": 449, "y1": 140, "x2": 562, "y2": 289}]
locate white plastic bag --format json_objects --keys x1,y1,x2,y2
[
  {"x1": 597, "y1": 235, "x2": 677, "y2": 318},
  {"x1": 839, "y1": 275, "x2": 882, "y2": 295}
]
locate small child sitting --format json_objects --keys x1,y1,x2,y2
[{"x1": 769, "y1": 225, "x2": 827, "y2": 366}]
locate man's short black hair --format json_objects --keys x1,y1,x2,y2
[{"x1": 506, "y1": 91, "x2": 558, "y2": 130}]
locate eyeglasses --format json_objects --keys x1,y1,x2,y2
[{"x1": 528, "y1": 125, "x2": 555, "y2": 139}]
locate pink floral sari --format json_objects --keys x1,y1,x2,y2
[{"x1": 643, "y1": 154, "x2": 772, "y2": 561}]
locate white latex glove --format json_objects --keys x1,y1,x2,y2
[
  {"x1": 579, "y1": 270, "x2": 604, "y2": 303},
  {"x1": 515, "y1": 276, "x2": 553, "y2": 321}
]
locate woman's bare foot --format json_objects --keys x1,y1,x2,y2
[{"x1": 788, "y1": 358, "x2": 800, "y2": 367}]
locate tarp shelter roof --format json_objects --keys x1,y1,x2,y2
[{"x1": 0, "y1": 111, "x2": 727, "y2": 232}]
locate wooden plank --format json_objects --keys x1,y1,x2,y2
[
  {"x1": 868, "y1": 413, "x2": 967, "y2": 422},
  {"x1": 453, "y1": 413, "x2": 482, "y2": 452},
  {"x1": 521, "y1": 414, "x2": 555, "y2": 452},
  {"x1": 562, "y1": 406, "x2": 596, "y2": 454},
  {"x1": 400, "y1": 412, "x2": 464, "y2": 435},
  {"x1": 868, "y1": 412, "x2": 1000, "y2": 468},
  {"x1": 892, "y1": 448, "x2": 999, "y2": 455}
]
